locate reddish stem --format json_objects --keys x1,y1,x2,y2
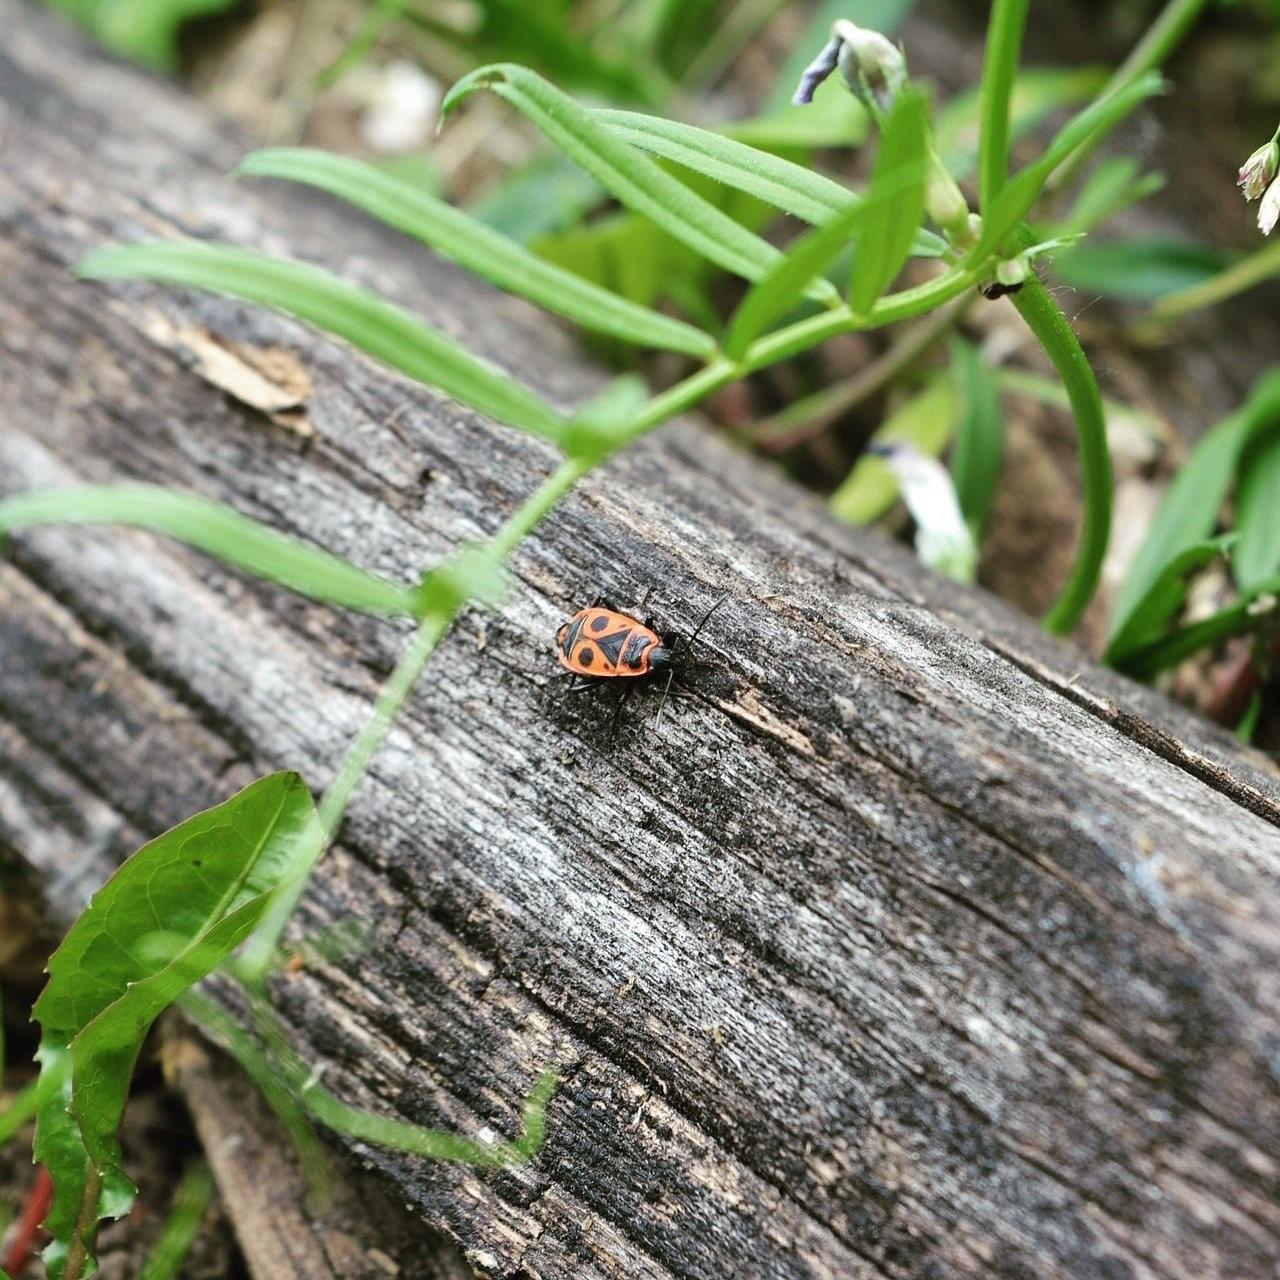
[{"x1": 3, "y1": 1164, "x2": 54, "y2": 1276}]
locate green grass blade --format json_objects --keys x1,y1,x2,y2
[
  {"x1": 137, "y1": 1162, "x2": 216, "y2": 1280},
  {"x1": 0, "y1": 485, "x2": 422, "y2": 616},
  {"x1": 1114, "y1": 576, "x2": 1280, "y2": 679},
  {"x1": 238, "y1": 148, "x2": 716, "y2": 358},
  {"x1": 441, "y1": 63, "x2": 838, "y2": 303},
  {"x1": 1233, "y1": 425, "x2": 1280, "y2": 590},
  {"x1": 848, "y1": 87, "x2": 929, "y2": 316},
  {"x1": 948, "y1": 338, "x2": 1002, "y2": 534},
  {"x1": 1109, "y1": 369, "x2": 1280, "y2": 641},
  {"x1": 976, "y1": 0, "x2": 1030, "y2": 212},
  {"x1": 1105, "y1": 535, "x2": 1234, "y2": 662},
  {"x1": 970, "y1": 73, "x2": 1165, "y2": 261},
  {"x1": 77, "y1": 241, "x2": 568, "y2": 443},
  {"x1": 724, "y1": 201, "x2": 870, "y2": 359}
]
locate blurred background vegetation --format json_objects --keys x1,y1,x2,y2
[{"x1": 36, "y1": 0, "x2": 1280, "y2": 742}]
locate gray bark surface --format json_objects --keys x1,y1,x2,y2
[{"x1": 2, "y1": 7, "x2": 1279, "y2": 1278}]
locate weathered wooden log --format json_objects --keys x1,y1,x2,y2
[{"x1": 2, "y1": 6, "x2": 1279, "y2": 1278}]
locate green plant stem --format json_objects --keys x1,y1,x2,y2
[
  {"x1": 1051, "y1": 0, "x2": 1208, "y2": 193},
  {"x1": 977, "y1": 0, "x2": 1031, "y2": 213},
  {"x1": 240, "y1": 455, "x2": 589, "y2": 977},
  {"x1": 137, "y1": 1162, "x2": 216, "y2": 1280},
  {"x1": 1145, "y1": 238, "x2": 1280, "y2": 327},
  {"x1": 1011, "y1": 277, "x2": 1112, "y2": 634},
  {"x1": 745, "y1": 291, "x2": 975, "y2": 449},
  {"x1": 0, "y1": 1079, "x2": 41, "y2": 1145}
]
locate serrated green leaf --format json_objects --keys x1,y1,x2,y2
[
  {"x1": 970, "y1": 73, "x2": 1165, "y2": 261},
  {"x1": 0, "y1": 485, "x2": 421, "y2": 617},
  {"x1": 848, "y1": 87, "x2": 929, "y2": 316},
  {"x1": 34, "y1": 773, "x2": 319, "y2": 1278},
  {"x1": 830, "y1": 377, "x2": 956, "y2": 524},
  {"x1": 1109, "y1": 369, "x2": 1280, "y2": 644},
  {"x1": 948, "y1": 339, "x2": 1002, "y2": 534},
  {"x1": 238, "y1": 148, "x2": 715, "y2": 359},
  {"x1": 441, "y1": 63, "x2": 838, "y2": 303},
  {"x1": 1234, "y1": 426, "x2": 1280, "y2": 590},
  {"x1": 724, "y1": 200, "x2": 870, "y2": 359},
  {"x1": 77, "y1": 241, "x2": 568, "y2": 444}
]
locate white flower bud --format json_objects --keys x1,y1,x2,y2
[
  {"x1": 832, "y1": 20, "x2": 907, "y2": 110},
  {"x1": 1259, "y1": 174, "x2": 1280, "y2": 235},
  {"x1": 995, "y1": 255, "x2": 1030, "y2": 287},
  {"x1": 791, "y1": 21, "x2": 906, "y2": 110},
  {"x1": 925, "y1": 156, "x2": 969, "y2": 237},
  {"x1": 1238, "y1": 139, "x2": 1279, "y2": 202}
]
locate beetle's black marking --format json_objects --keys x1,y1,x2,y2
[
  {"x1": 578, "y1": 645, "x2": 595, "y2": 668},
  {"x1": 590, "y1": 614, "x2": 609, "y2": 633},
  {"x1": 561, "y1": 614, "x2": 586, "y2": 657},
  {"x1": 596, "y1": 629, "x2": 630, "y2": 666},
  {"x1": 621, "y1": 631, "x2": 651, "y2": 669}
]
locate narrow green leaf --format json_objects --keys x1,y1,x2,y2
[
  {"x1": 1234, "y1": 426, "x2": 1280, "y2": 590},
  {"x1": 1109, "y1": 369, "x2": 1280, "y2": 642},
  {"x1": 77, "y1": 241, "x2": 568, "y2": 443},
  {"x1": 935, "y1": 66, "x2": 1108, "y2": 179},
  {"x1": 238, "y1": 148, "x2": 716, "y2": 359},
  {"x1": 137, "y1": 1162, "x2": 216, "y2": 1280},
  {"x1": 1114, "y1": 577, "x2": 1280, "y2": 679},
  {"x1": 830, "y1": 377, "x2": 955, "y2": 524},
  {"x1": 976, "y1": 0, "x2": 1030, "y2": 212},
  {"x1": 34, "y1": 773, "x2": 319, "y2": 1279},
  {"x1": 592, "y1": 108, "x2": 857, "y2": 225},
  {"x1": 469, "y1": 153, "x2": 605, "y2": 243},
  {"x1": 1059, "y1": 156, "x2": 1164, "y2": 236},
  {"x1": 441, "y1": 63, "x2": 838, "y2": 303},
  {"x1": 724, "y1": 200, "x2": 870, "y2": 359},
  {"x1": 1053, "y1": 237, "x2": 1227, "y2": 301},
  {"x1": 848, "y1": 87, "x2": 929, "y2": 316},
  {"x1": 970, "y1": 73, "x2": 1165, "y2": 261},
  {"x1": 0, "y1": 485, "x2": 421, "y2": 616},
  {"x1": 948, "y1": 339, "x2": 1002, "y2": 534},
  {"x1": 1105, "y1": 535, "x2": 1235, "y2": 663},
  {"x1": 592, "y1": 108, "x2": 945, "y2": 257}
]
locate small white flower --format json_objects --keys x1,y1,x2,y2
[
  {"x1": 833, "y1": 21, "x2": 907, "y2": 111},
  {"x1": 868, "y1": 442, "x2": 977, "y2": 582},
  {"x1": 1259, "y1": 174, "x2": 1280, "y2": 235},
  {"x1": 791, "y1": 21, "x2": 906, "y2": 110},
  {"x1": 1238, "y1": 139, "x2": 1279, "y2": 201}
]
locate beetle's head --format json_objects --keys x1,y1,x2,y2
[{"x1": 648, "y1": 644, "x2": 673, "y2": 671}]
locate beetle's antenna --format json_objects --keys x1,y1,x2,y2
[
  {"x1": 678, "y1": 593, "x2": 728, "y2": 660},
  {"x1": 655, "y1": 667, "x2": 676, "y2": 727}
]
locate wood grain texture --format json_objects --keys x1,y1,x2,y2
[{"x1": 2, "y1": 7, "x2": 1279, "y2": 1278}]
